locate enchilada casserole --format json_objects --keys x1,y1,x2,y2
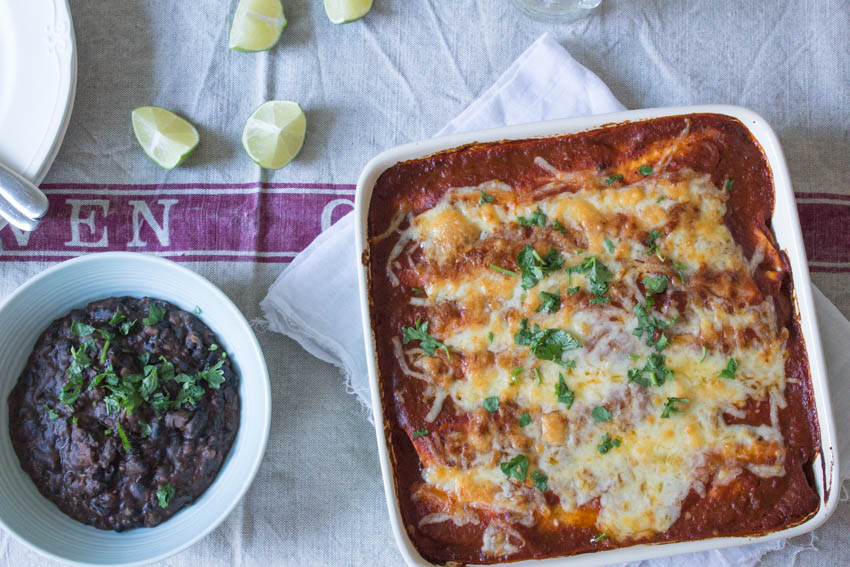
[{"x1": 365, "y1": 114, "x2": 820, "y2": 564}]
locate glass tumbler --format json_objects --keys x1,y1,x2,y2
[{"x1": 511, "y1": 0, "x2": 602, "y2": 22}]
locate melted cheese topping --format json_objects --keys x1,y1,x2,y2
[{"x1": 388, "y1": 165, "x2": 789, "y2": 555}]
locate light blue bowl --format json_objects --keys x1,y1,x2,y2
[{"x1": 0, "y1": 253, "x2": 271, "y2": 565}]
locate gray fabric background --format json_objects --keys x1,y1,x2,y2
[{"x1": 0, "y1": 0, "x2": 848, "y2": 565}]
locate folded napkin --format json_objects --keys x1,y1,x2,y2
[{"x1": 262, "y1": 32, "x2": 848, "y2": 566}]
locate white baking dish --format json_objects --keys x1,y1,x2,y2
[{"x1": 354, "y1": 105, "x2": 839, "y2": 567}]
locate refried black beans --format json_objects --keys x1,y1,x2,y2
[{"x1": 7, "y1": 296, "x2": 240, "y2": 531}]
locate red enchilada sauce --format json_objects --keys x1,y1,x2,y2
[{"x1": 367, "y1": 115, "x2": 821, "y2": 564}]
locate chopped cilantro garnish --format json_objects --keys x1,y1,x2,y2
[
  {"x1": 72, "y1": 416, "x2": 78, "y2": 424},
  {"x1": 657, "y1": 196, "x2": 666, "y2": 203},
  {"x1": 71, "y1": 321, "x2": 95, "y2": 337},
  {"x1": 488, "y1": 331, "x2": 494, "y2": 343},
  {"x1": 479, "y1": 190, "x2": 494, "y2": 204},
  {"x1": 142, "y1": 304, "x2": 166, "y2": 326},
  {"x1": 642, "y1": 274, "x2": 668, "y2": 294},
  {"x1": 604, "y1": 238, "x2": 616, "y2": 254},
  {"x1": 597, "y1": 433, "x2": 621, "y2": 454},
  {"x1": 567, "y1": 256, "x2": 612, "y2": 304},
  {"x1": 108, "y1": 312, "x2": 126, "y2": 326},
  {"x1": 156, "y1": 484, "x2": 175, "y2": 508},
  {"x1": 490, "y1": 264, "x2": 518, "y2": 277},
  {"x1": 209, "y1": 344, "x2": 219, "y2": 351},
  {"x1": 552, "y1": 218, "x2": 567, "y2": 233},
  {"x1": 699, "y1": 345, "x2": 707, "y2": 363},
  {"x1": 719, "y1": 358, "x2": 738, "y2": 379},
  {"x1": 104, "y1": 429, "x2": 112, "y2": 436},
  {"x1": 519, "y1": 411, "x2": 531, "y2": 427},
  {"x1": 411, "y1": 287, "x2": 425, "y2": 295},
  {"x1": 661, "y1": 397, "x2": 690, "y2": 418},
  {"x1": 605, "y1": 173, "x2": 624, "y2": 185},
  {"x1": 43, "y1": 404, "x2": 59, "y2": 419},
  {"x1": 60, "y1": 345, "x2": 91, "y2": 407},
  {"x1": 530, "y1": 470, "x2": 548, "y2": 491},
  {"x1": 591, "y1": 406, "x2": 612, "y2": 422},
  {"x1": 517, "y1": 245, "x2": 563, "y2": 289},
  {"x1": 119, "y1": 319, "x2": 136, "y2": 335},
  {"x1": 139, "y1": 420, "x2": 152, "y2": 438},
  {"x1": 115, "y1": 419, "x2": 132, "y2": 451},
  {"x1": 514, "y1": 318, "x2": 580, "y2": 366},
  {"x1": 193, "y1": 306, "x2": 202, "y2": 314},
  {"x1": 591, "y1": 533, "x2": 609, "y2": 543},
  {"x1": 646, "y1": 230, "x2": 662, "y2": 257},
  {"x1": 725, "y1": 179, "x2": 734, "y2": 190},
  {"x1": 533, "y1": 368, "x2": 542, "y2": 384},
  {"x1": 674, "y1": 262, "x2": 687, "y2": 284},
  {"x1": 517, "y1": 207, "x2": 547, "y2": 227},
  {"x1": 500, "y1": 454, "x2": 529, "y2": 482},
  {"x1": 555, "y1": 373, "x2": 574, "y2": 408},
  {"x1": 412, "y1": 428, "x2": 430, "y2": 439},
  {"x1": 536, "y1": 290, "x2": 561, "y2": 313},
  {"x1": 628, "y1": 353, "x2": 673, "y2": 388},
  {"x1": 483, "y1": 396, "x2": 500, "y2": 413},
  {"x1": 639, "y1": 165, "x2": 653, "y2": 176},
  {"x1": 509, "y1": 367, "x2": 523, "y2": 385},
  {"x1": 567, "y1": 286, "x2": 580, "y2": 295},
  {"x1": 632, "y1": 301, "x2": 675, "y2": 351},
  {"x1": 402, "y1": 319, "x2": 450, "y2": 358},
  {"x1": 629, "y1": 354, "x2": 641, "y2": 361}
]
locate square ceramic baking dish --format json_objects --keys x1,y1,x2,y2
[{"x1": 354, "y1": 105, "x2": 839, "y2": 567}]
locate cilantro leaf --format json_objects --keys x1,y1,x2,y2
[
  {"x1": 488, "y1": 331, "x2": 494, "y2": 343},
  {"x1": 483, "y1": 396, "x2": 500, "y2": 413},
  {"x1": 108, "y1": 312, "x2": 126, "y2": 326},
  {"x1": 517, "y1": 207, "x2": 547, "y2": 227},
  {"x1": 514, "y1": 318, "x2": 580, "y2": 365},
  {"x1": 567, "y1": 286, "x2": 580, "y2": 295},
  {"x1": 517, "y1": 245, "x2": 563, "y2": 289},
  {"x1": 536, "y1": 290, "x2": 561, "y2": 313},
  {"x1": 597, "y1": 432, "x2": 622, "y2": 454},
  {"x1": 479, "y1": 190, "x2": 494, "y2": 204},
  {"x1": 605, "y1": 173, "x2": 624, "y2": 185},
  {"x1": 725, "y1": 179, "x2": 734, "y2": 190},
  {"x1": 518, "y1": 411, "x2": 531, "y2": 427},
  {"x1": 674, "y1": 262, "x2": 687, "y2": 284},
  {"x1": 643, "y1": 274, "x2": 668, "y2": 294},
  {"x1": 661, "y1": 397, "x2": 690, "y2": 418},
  {"x1": 632, "y1": 301, "x2": 675, "y2": 351},
  {"x1": 142, "y1": 304, "x2": 166, "y2": 326},
  {"x1": 639, "y1": 165, "x2": 653, "y2": 176},
  {"x1": 412, "y1": 428, "x2": 429, "y2": 439},
  {"x1": 628, "y1": 353, "x2": 673, "y2": 388},
  {"x1": 567, "y1": 256, "x2": 613, "y2": 304},
  {"x1": 119, "y1": 319, "x2": 136, "y2": 335},
  {"x1": 591, "y1": 533, "x2": 609, "y2": 543},
  {"x1": 156, "y1": 484, "x2": 175, "y2": 508},
  {"x1": 592, "y1": 406, "x2": 612, "y2": 422},
  {"x1": 139, "y1": 420, "x2": 152, "y2": 438},
  {"x1": 402, "y1": 319, "x2": 450, "y2": 358},
  {"x1": 198, "y1": 359, "x2": 226, "y2": 389},
  {"x1": 500, "y1": 454, "x2": 529, "y2": 482},
  {"x1": 719, "y1": 358, "x2": 738, "y2": 379},
  {"x1": 71, "y1": 321, "x2": 95, "y2": 337},
  {"x1": 555, "y1": 373, "x2": 574, "y2": 408},
  {"x1": 43, "y1": 404, "x2": 59, "y2": 419},
  {"x1": 699, "y1": 345, "x2": 707, "y2": 363},
  {"x1": 552, "y1": 219, "x2": 567, "y2": 233},
  {"x1": 530, "y1": 470, "x2": 548, "y2": 491},
  {"x1": 604, "y1": 238, "x2": 615, "y2": 254},
  {"x1": 646, "y1": 230, "x2": 662, "y2": 255}
]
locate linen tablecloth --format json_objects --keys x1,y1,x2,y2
[{"x1": 1, "y1": 1, "x2": 848, "y2": 565}]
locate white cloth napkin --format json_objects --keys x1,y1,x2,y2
[{"x1": 261, "y1": 32, "x2": 849, "y2": 566}]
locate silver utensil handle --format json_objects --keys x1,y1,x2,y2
[
  {"x1": 0, "y1": 161, "x2": 49, "y2": 221},
  {"x1": 0, "y1": 197, "x2": 40, "y2": 231}
]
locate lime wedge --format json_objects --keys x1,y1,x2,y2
[
  {"x1": 131, "y1": 107, "x2": 199, "y2": 170},
  {"x1": 241, "y1": 101, "x2": 306, "y2": 169},
  {"x1": 229, "y1": 0, "x2": 286, "y2": 52},
  {"x1": 323, "y1": 0, "x2": 373, "y2": 24}
]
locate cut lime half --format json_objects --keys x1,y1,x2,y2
[
  {"x1": 323, "y1": 0, "x2": 373, "y2": 24},
  {"x1": 241, "y1": 101, "x2": 306, "y2": 170},
  {"x1": 229, "y1": 0, "x2": 287, "y2": 52},
  {"x1": 131, "y1": 107, "x2": 199, "y2": 170}
]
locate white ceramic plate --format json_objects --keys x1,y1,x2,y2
[
  {"x1": 354, "y1": 105, "x2": 839, "y2": 567},
  {"x1": 0, "y1": 0, "x2": 77, "y2": 184},
  {"x1": 0, "y1": 253, "x2": 271, "y2": 566}
]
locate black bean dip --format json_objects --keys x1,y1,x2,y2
[{"x1": 7, "y1": 296, "x2": 240, "y2": 531}]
